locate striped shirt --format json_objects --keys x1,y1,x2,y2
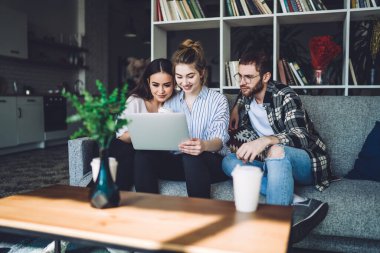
[
  {"x1": 163, "y1": 86, "x2": 230, "y2": 156},
  {"x1": 236, "y1": 81, "x2": 333, "y2": 191}
]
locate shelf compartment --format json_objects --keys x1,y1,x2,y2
[
  {"x1": 277, "y1": 10, "x2": 347, "y2": 25},
  {"x1": 350, "y1": 8, "x2": 380, "y2": 21},
  {"x1": 153, "y1": 18, "x2": 220, "y2": 31}
]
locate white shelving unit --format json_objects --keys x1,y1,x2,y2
[{"x1": 151, "y1": 0, "x2": 380, "y2": 96}]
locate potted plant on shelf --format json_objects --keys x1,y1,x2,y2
[{"x1": 63, "y1": 80, "x2": 128, "y2": 209}]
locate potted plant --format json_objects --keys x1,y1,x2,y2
[{"x1": 63, "y1": 80, "x2": 128, "y2": 208}]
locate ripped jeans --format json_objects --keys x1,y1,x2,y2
[{"x1": 222, "y1": 145, "x2": 313, "y2": 205}]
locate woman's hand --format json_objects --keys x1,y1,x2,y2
[
  {"x1": 229, "y1": 105, "x2": 239, "y2": 130},
  {"x1": 118, "y1": 132, "x2": 132, "y2": 143},
  {"x1": 179, "y1": 138, "x2": 205, "y2": 156}
]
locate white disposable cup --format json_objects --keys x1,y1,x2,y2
[
  {"x1": 90, "y1": 157, "x2": 118, "y2": 182},
  {"x1": 231, "y1": 164, "x2": 263, "y2": 213}
]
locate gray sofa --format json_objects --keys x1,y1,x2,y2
[{"x1": 68, "y1": 95, "x2": 380, "y2": 253}]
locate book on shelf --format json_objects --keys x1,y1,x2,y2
[
  {"x1": 230, "y1": 0, "x2": 239, "y2": 15},
  {"x1": 229, "y1": 61, "x2": 240, "y2": 87},
  {"x1": 295, "y1": 0, "x2": 304, "y2": 11},
  {"x1": 182, "y1": 0, "x2": 194, "y2": 19},
  {"x1": 225, "y1": 0, "x2": 234, "y2": 16},
  {"x1": 186, "y1": 0, "x2": 198, "y2": 18},
  {"x1": 261, "y1": 0, "x2": 273, "y2": 14},
  {"x1": 177, "y1": 0, "x2": 190, "y2": 19},
  {"x1": 240, "y1": 0, "x2": 251, "y2": 15},
  {"x1": 194, "y1": 0, "x2": 206, "y2": 18},
  {"x1": 351, "y1": 0, "x2": 356, "y2": 8},
  {"x1": 288, "y1": 62, "x2": 305, "y2": 86},
  {"x1": 349, "y1": 59, "x2": 358, "y2": 85},
  {"x1": 281, "y1": 58, "x2": 296, "y2": 85},
  {"x1": 277, "y1": 59, "x2": 287, "y2": 84},
  {"x1": 172, "y1": 0, "x2": 185, "y2": 20},
  {"x1": 307, "y1": 0, "x2": 317, "y2": 11},
  {"x1": 371, "y1": 0, "x2": 377, "y2": 7},
  {"x1": 246, "y1": 0, "x2": 261, "y2": 14},
  {"x1": 188, "y1": 0, "x2": 202, "y2": 18},
  {"x1": 167, "y1": 0, "x2": 180, "y2": 20},
  {"x1": 312, "y1": 0, "x2": 327, "y2": 10},
  {"x1": 160, "y1": 0, "x2": 172, "y2": 21},
  {"x1": 301, "y1": 0, "x2": 311, "y2": 11},
  {"x1": 235, "y1": 0, "x2": 245, "y2": 15},
  {"x1": 279, "y1": 0, "x2": 288, "y2": 13},
  {"x1": 157, "y1": 0, "x2": 164, "y2": 21},
  {"x1": 288, "y1": 0, "x2": 298, "y2": 12},
  {"x1": 292, "y1": 62, "x2": 309, "y2": 85},
  {"x1": 253, "y1": 0, "x2": 266, "y2": 14},
  {"x1": 225, "y1": 62, "x2": 232, "y2": 86}
]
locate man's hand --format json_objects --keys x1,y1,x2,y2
[
  {"x1": 229, "y1": 105, "x2": 239, "y2": 130},
  {"x1": 236, "y1": 136, "x2": 279, "y2": 163},
  {"x1": 179, "y1": 138, "x2": 205, "y2": 156}
]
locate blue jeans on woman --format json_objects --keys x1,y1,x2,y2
[{"x1": 222, "y1": 145, "x2": 314, "y2": 205}]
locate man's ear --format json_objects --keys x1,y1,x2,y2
[{"x1": 263, "y1": 72, "x2": 271, "y2": 82}]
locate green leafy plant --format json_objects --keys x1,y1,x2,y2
[{"x1": 63, "y1": 80, "x2": 128, "y2": 149}]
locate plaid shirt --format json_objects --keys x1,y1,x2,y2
[{"x1": 236, "y1": 81, "x2": 333, "y2": 191}]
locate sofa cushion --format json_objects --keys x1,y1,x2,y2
[
  {"x1": 300, "y1": 96, "x2": 371, "y2": 178},
  {"x1": 295, "y1": 179, "x2": 380, "y2": 241},
  {"x1": 346, "y1": 121, "x2": 380, "y2": 182}
]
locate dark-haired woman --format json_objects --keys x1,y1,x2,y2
[
  {"x1": 109, "y1": 58, "x2": 177, "y2": 190},
  {"x1": 134, "y1": 39, "x2": 230, "y2": 198}
]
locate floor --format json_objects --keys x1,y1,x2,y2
[
  {"x1": 0, "y1": 145, "x2": 114, "y2": 252},
  {"x1": 0, "y1": 145, "x2": 69, "y2": 198},
  {"x1": 0, "y1": 146, "x2": 334, "y2": 253}
]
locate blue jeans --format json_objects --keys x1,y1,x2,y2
[{"x1": 222, "y1": 145, "x2": 313, "y2": 205}]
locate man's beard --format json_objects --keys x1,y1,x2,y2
[{"x1": 241, "y1": 79, "x2": 264, "y2": 97}]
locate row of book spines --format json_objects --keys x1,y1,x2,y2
[
  {"x1": 225, "y1": 61, "x2": 239, "y2": 87},
  {"x1": 279, "y1": 0, "x2": 326, "y2": 13},
  {"x1": 226, "y1": 0, "x2": 272, "y2": 16},
  {"x1": 278, "y1": 58, "x2": 309, "y2": 86},
  {"x1": 156, "y1": 0, "x2": 205, "y2": 22},
  {"x1": 351, "y1": 0, "x2": 379, "y2": 8}
]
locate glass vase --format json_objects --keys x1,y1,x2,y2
[
  {"x1": 90, "y1": 148, "x2": 120, "y2": 209},
  {"x1": 313, "y1": 69, "x2": 323, "y2": 85}
]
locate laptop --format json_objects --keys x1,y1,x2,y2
[{"x1": 126, "y1": 113, "x2": 190, "y2": 151}]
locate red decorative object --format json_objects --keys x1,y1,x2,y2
[{"x1": 309, "y1": 36, "x2": 342, "y2": 84}]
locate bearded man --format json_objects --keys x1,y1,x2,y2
[{"x1": 222, "y1": 49, "x2": 334, "y2": 243}]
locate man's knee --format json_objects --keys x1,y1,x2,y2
[{"x1": 267, "y1": 145, "x2": 285, "y2": 159}]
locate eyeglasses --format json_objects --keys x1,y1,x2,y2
[{"x1": 233, "y1": 73, "x2": 260, "y2": 84}]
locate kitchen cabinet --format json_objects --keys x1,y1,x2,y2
[
  {"x1": 16, "y1": 97, "x2": 44, "y2": 145},
  {"x1": 0, "y1": 7, "x2": 28, "y2": 59},
  {"x1": 0, "y1": 96, "x2": 44, "y2": 149},
  {"x1": 0, "y1": 97, "x2": 18, "y2": 148}
]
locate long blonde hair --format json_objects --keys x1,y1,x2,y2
[{"x1": 171, "y1": 39, "x2": 208, "y2": 86}]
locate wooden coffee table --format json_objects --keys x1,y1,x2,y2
[{"x1": 0, "y1": 185, "x2": 292, "y2": 252}]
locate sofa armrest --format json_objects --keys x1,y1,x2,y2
[{"x1": 68, "y1": 137, "x2": 98, "y2": 187}]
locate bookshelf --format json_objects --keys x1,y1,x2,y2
[{"x1": 151, "y1": 0, "x2": 380, "y2": 96}]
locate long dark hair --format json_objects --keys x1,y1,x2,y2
[{"x1": 128, "y1": 58, "x2": 174, "y2": 100}]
